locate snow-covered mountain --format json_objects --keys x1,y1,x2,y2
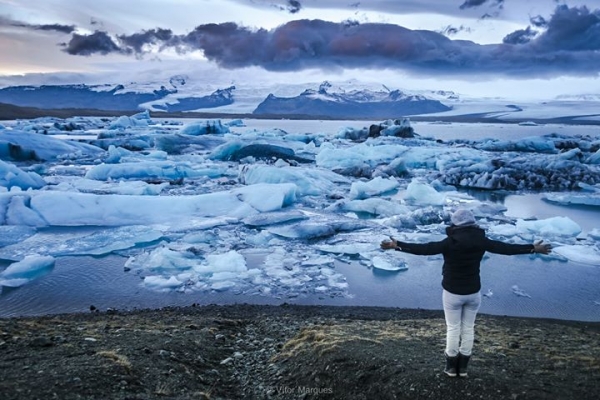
[
  {"x1": 0, "y1": 76, "x2": 235, "y2": 112},
  {"x1": 0, "y1": 76, "x2": 454, "y2": 118},
  {"x1": 2, "y1": 74, "x2": 600, "y2": 123},
  {"x1": 252, "y1": 81, "x2": 451, "y2": 118}
]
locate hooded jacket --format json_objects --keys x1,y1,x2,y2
[{"x1": 395, "y1": 225, "x2": 534, "y2": 295}]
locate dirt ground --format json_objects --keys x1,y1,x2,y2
[{"x1": 1, "y1": 304, "x2": 599, "y2": 400}]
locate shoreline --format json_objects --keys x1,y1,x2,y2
[
  {"x1": 2, "y1": 303, "x2": 600, "y2": 325},
  {"x1": 2, "y1": 304, "x2": 599, "y2": 399}
]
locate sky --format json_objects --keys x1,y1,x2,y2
[{"x1": 0, "y1": 0, "x2": 600, "y2": 100}]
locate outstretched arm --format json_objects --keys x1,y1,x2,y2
[
  {"x1": 381, "y1": 237, "x2": 446, "y2": 256},
  {"x1": 485, "y1": 238, "x2": 552, "y2": 255}
]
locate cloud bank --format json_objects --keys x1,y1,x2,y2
[
  {"x1": 0, "y1": 16, "x2": 75, "y2": 34},
  {"x1": 59, "y1": 5, "x2": 600, "y2": 79}
]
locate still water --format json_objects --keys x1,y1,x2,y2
[{"x1": 0, "y1": 192, "x2": 598, "y2": 320}]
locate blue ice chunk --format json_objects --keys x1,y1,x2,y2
[{"x1": 0, "y1": 255, "x2": 55, "y2": 287}]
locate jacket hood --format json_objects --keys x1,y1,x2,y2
[{"x1": 445, "y1": 224, "x2": 486, "y2": 249}]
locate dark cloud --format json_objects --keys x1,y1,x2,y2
[
  {"x1": 439, "y1": 24, "x2": 471, "y2": 37},
  {"x1": 459, "y1": 0, "x2": 488, "y2": 10},
  {"x1": 287, "y1": 0, "x2": 302, "y2": 14},
  {"x1": 62, "y1": 31, "x2": 128, "y2": 56},
  {"x1": 503, "y1": 26, "x2": 537, "y2": 44},
  {"x1": 32, "y1": 23, "x2": 75, "y2": 34},
  {"x1": 0, "y1": 15, "x2": 75, "y2": 34},
  {"x1": 117, "y1": 28, "x2": 175, "y2": 53},
  {"x1": 267, "y1": 0, "x2": 302, "y2": 14},
  {"x1": 60, "y1": 5, "x2": 600, "y2": 79},
  {"x1": 529, "y1": 15, "x2": 548, "y2": 28},
  {"x1": 533, "y1": 5, "x2": 600, "y2": 51}
]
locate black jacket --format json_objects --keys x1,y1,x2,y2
[{"x1": 395, "y1": 225, "x2": 534, "y2": 295}]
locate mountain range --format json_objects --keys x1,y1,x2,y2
[
  {"x1": 1, "y1": 75, "x2": 600, "y2": 124},
  {"x1": 0, "y1": 76, "x2": 454, "y2": 119}
]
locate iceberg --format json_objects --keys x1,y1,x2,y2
[
  {"x1": 404, "y1": 180, "x2": 446, "y2": 206},
  {"x1": 85, "y1": 161, "x2": 226, "y2": 181},
  {"x1": 349, "y1": 177, "x2": 399, "y2": 200},
  {"x1": 239, "y1": 164, "x2": 348, "y2": 197},
  {"x1": 516, "y1": 216, "x2": 582, "y2": 237},
  {"x1": 0, "y1": 160, "x2": 46, "y2": 190},
  {"x1": 334, "y1": 198, "x2": 409, "y2": 217},
  {"x1": 0, "y1": 130, "x2": 103, "y2": 161},
  {"x1": 553, "y1": 245, "x2": 600, "y2": 266},
  {"x1": 242, "y1": 210, "x2": 308, "y2": 227},
  {"x1": 0, "y1": 183, "x2": 297, "y2": 227},
  {"x1": 544, "y1": 192, "x2": 600, "y2": 207},
  {"x1": 180, "y1": 120, "x2": 230, "y2": 136},
  {"x1": 371, "y1": 255, "x2": 408, "y2": 272},
  {"x1": 0, "y1": 254, "x2": 55, "y2": 287},
  {"x1": 478, "y1": 136, "x2": 556, "y2": 153}
]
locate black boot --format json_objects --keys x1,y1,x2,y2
[
  {"x1": 458, "y1": 353, "x2": 470, "y2": 377},
  {"x1": 444, "y1": 353, "x2": 458, "y2": 377}
]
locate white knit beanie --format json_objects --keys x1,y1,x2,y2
[{"x1": 451, "y1": 209, "x2": 476, "y2": 226}]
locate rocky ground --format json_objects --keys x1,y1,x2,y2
[{"x1": 1, "y1": 304, "x2": 599, "y2": 400}]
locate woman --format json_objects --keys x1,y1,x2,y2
[{"x1": 380, "y1": 209, "x2": 551, "y2": 378}]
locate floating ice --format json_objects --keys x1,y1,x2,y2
[
  {"x1": 242, "y1": 210, "x2": 308, "y2": 227},
  {"x1": 0, "y1": 184, "x2": 298, "y2": 227},
  {"x1": 85, "y1": 161, "x2": 226, "y2": 181},
  {"x1": 55, "y1": 226, "x2": 165, "y2": 256},
  {"x1": 516, "y1": 216, "x2": 582, "y2": 237},
  {"x1": 180, "y1": 120, "x2": 230, "y2": 136},
  {"x1": 109, "y1": 115, "x2": 149, "y2": 130},
  {"x1": 268, "y1": 223, "x2": 336, "y2": 239},
  {"x1": 0, "y1": 254, "x2": 55, "y2": 287},
  {"x1": 371, "y1": 255, "x2": 408, "y2": 271},
  {"x1": 478, "y1": 136, "x2": 556, "y2": 153},
  {"x1": 239, "y1": 164, "x2": 348, "y2": 196},
  {"x1": 511, "y1": 285, "x2": 531, "y2": 298},
  {"x1": 349, "y1": 177, "x2": 399, "y2": 200},
  {"x1": 0, "y1": 130, "x2": 103, "y2": 161},
  {"x1": 553, "y1": 245, "x2": 600, "y2": 266},
  {"x1": 588, "y1": 149, "x2": 600, "y2": 164},
  {"x1": 48, "y1": 177, "x2": 169, "y2": 196},
  {"x1": 0, "y1": 225, "x2": 37, "y2": 247},
  {"x1": 404, "y1": 180, "x2": 446, "y2": 206},
  {"x1": 315, "y1": 142, "x2": 406, "y2": 173},
  {"x1": 143, "y1": 275, "x2": 183, "y2": 292},
  {"x1": 203, "y1": 250, "x2": 247, "y2": 275},
  {"x1": 544, "y1": 192, "x2": 600, "y2": 207},
  {"x1": 0, "y1": 160, "x2": 46, "y2": 190},
  {"x1": 334, "y1": 198, "x2": 409, "y2": 217}
]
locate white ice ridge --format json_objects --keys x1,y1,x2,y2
[{"x1": 0, "y1": 183, "x2": 297, "y2": 227}]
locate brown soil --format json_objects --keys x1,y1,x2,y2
[{"x1": 1, "y1": 304, "x2": 598, "y2": 400}]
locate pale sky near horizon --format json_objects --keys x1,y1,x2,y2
[{"x1": 1, "y1": 0, "x2": 600, "y2": 100}]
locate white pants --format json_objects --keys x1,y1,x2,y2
[{"x1": 442, "y1": 289, "x2": 481, "y2": 357}]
